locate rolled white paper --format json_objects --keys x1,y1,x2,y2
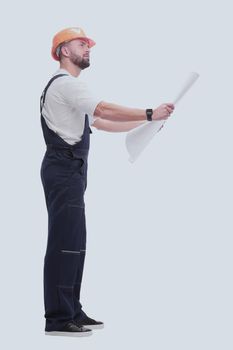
[
  {"x1": 125, "y1": 71, "x2": 200, "y2": 163},
  {"x1": 172, "y1": 72, "x2": 199, "y2": 105}
]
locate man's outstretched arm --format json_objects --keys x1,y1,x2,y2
[
  {"x1": 92, "y1": 117, "x2": 147, "y2": 132},
  {"x1": 93, "y1": 101, "x2": 149, "y2": 122},
  {"x1": 93, "y1": 101, "x2": 175, "y2": 122}
]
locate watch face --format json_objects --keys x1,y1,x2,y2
[{"x1": 146, "y1": 109, "x2": 153, "y2": 120}]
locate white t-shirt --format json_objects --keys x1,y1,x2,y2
[{"x1": 41, "y1": 68, "x2": 102, "y2": 145}]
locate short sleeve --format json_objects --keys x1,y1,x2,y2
[{"x1": 60, "y1": 79, "x2": 102, "y2": 116}]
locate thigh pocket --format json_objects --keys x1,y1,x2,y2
[
  {"x1": 74, "y1": 157, "x2": 86, "y2": 176},
  {"x1": 61, "y1": 150, "x2": 86, "y2": 176}
]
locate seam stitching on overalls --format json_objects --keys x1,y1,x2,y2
[{"x1": 61, "y1": 250, "x2": 80, "y2": 254}]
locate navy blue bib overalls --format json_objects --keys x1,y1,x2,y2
[{"x1": 40, "y1": 74, "x2": 93, "y2": 331}]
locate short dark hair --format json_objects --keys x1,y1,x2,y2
[
  {"x1": 56, "y1": 42, "x2": 69, "y2": 61},
  {"x1": 56, "y1": 44, "x2": 63, "y2": 60}
]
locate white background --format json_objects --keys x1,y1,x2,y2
[{"x1": 1, "y1": 0, "x2": 232, "y2": 349}]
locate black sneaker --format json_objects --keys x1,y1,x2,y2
[
  {"x1": 75, "y1": 316, "x2": 104, "y2": 330},
  {"x1": 45, "y1": 321, "x2": 93, "y2": 337}
]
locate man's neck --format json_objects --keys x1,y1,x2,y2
[{"x1": 59, "y1": 63, "x2": 81, "y2": 78}]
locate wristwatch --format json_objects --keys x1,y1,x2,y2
[{"x1": 146, "y1": 108, "x2": 153, "y2": 121}]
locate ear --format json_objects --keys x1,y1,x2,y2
[{"x1": 61, "y1": 45, "x2": 70, "y2": 58}]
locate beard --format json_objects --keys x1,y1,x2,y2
[{"x1": 70, "y1": 52, "x2": 90, "y2": 70}]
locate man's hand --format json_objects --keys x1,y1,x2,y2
[{"x1": 152, "y1": 103, "x2": 175, "y2": 121}]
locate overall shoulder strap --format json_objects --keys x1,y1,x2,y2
[{"x1": 40, "y1": 73, "x2": 68, "y2": 113}]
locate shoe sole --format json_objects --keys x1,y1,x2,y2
[
  {"x1": 45, "y1": 330, "x2": 93, "y2": 337},
  {"x1": 83, "y1": 324, "x2": 104, "y2": 330}
]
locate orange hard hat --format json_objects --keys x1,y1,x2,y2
[{"x1": 51, "y1": 27, "x2": 96, "y2": 61}]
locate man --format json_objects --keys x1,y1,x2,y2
[{"x1": 40, "y1": 27, "x2": 175, "y2": 337}]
